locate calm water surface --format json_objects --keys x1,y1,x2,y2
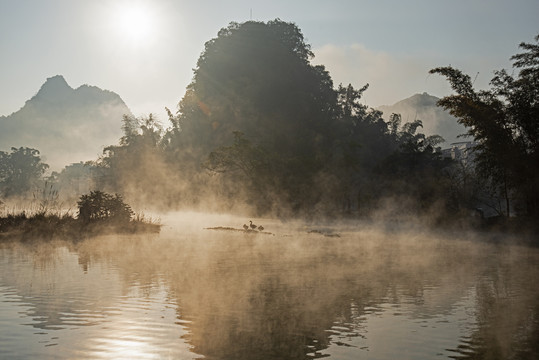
[{"x1": 1, "y1": 214, "x2": 538, "y2": 359}]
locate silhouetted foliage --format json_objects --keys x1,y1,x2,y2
[
  {"x1": 163, "y1": 19, "x2": 340, "y2": 213},
  {"x1": 0, "y1": 192, "x2": 160, "y2": 240},
  {"x1": 95, "y1": 19, "x2": 457, "y2": 218},
  {"x1": 205, "y1": 131, "x2": 269, "y2": 178},
  {"x1": 0, "y1": 147, "x2": 49, "y2": 198},
  {"x1": 77, "y1": 190, "x2": 133, "y2": 224},
  {"x1": 93, "y1": 114, "x2": 182, "y2": 207},
  {"x1": 430, "y1": 34, "x2": 539, "y2": 218},
  {"x1": 326, "y1": 84, "x2": 393, "y2": 213},
  {"x1": 45, "y1": 161, "x2": 97, "y2": 202},
  {"x1": 376, "y1": 114, "x2": 452, "y2": 210}
]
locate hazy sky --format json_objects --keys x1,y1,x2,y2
[{"x1": 1, "y1": 0, "x2": 538, "y2": 122}]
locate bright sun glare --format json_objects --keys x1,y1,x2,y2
[{"x1": 113, "y1": 3, "x2": 155, "y2": 45}]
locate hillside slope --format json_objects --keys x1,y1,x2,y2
[
  {"x1": 378, "y1": 93, "x2": 468, "y2": 146},
  {"x1": 0, "y1": 75, "x2": 131, "y2": 170}
]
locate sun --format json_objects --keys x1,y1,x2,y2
[{"x1": 112, "y1": 2, "x2": 156, "y2": 46}]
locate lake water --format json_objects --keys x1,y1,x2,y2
[{"x1": 1, "y1": 213, "x2": 538, "y2": 359}]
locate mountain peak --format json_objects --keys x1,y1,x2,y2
[
  {"x1": 377, "y1": 92, "x2": 466, "y2": 146},
  {"x1": 32, "y1": 75, "x2": 73, "y2": 102},
  {"x1": 1, "y1": 76, "x2": 131, "y2": 170},
  {"x1": 45, "y1": 74, "x2": 68, "y2": 85},
  {"x1": 394, "y1": 92, "x2": 439, "y2": 107}
]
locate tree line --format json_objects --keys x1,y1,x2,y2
[{"x1": 1, "y1": 20, "x2": 537, "y2": 223}]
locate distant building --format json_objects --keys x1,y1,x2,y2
[{"x1": 441, "y1": 141, "x2": 478, "y2": 167}]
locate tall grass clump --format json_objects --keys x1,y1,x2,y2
[{"x1": 0, "y1": 191, "x2": 160, "y2": 241}]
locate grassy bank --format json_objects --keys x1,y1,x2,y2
[
  {"x1": 0, "y1": 191, "x2": 161, "y2": 241},
  {"x1": 0, "y1": 210, "x2": 161, "y2": 242}
]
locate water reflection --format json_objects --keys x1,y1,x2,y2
[{"x1": 1, "y1": 220, "x2": 538, "y2": 359}]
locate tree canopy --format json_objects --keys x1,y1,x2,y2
[
  {"x1": 0, "y1": 147, "x2": 49, "y2": 198},
  {"x1": 166, "y1": 20, "x2": 343, "y2": 212},
  {"x1": 430, "y1": 34, "x2": 539, "y2": 218},
  {"x1": 93, "y1": 19, "x2": 447, "y2": 216},
  {"x1": 154, "y1": 20, "x2": 448, "y2": 215},
  {"x1": 7, "y1": 19, "x2": 458, "y2": 220}
]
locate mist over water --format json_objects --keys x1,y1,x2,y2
[{"x1": 1, "y1": 212, "x2": 538, "y2": 359}]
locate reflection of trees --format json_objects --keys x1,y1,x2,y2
[
  {"x1": 0, "y1": 241, "x2": 115, "y2": 330},
  {"x1": 0, "y1": 236, "x2": 168, "y2": 332},
  {"x1": 152, "y1": 230, "x2": 502, "y2": 359},
  {"x1": 448, "y1": 247, "x2": 539, "y2": 359},
  {"x1": 160, "y1": 237, "x2": 337, "y2": 359},
  {"x1": 2, "y1": 229, "x2": 539, "y2": 359}
]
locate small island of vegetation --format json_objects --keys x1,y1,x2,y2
[{"x1": 0, "y1": 190, "x2": 160, "y2": 241}]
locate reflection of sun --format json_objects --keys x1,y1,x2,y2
[
  {"x1": 112, "y1": 2, "x2": 156, "y2": 45},
  {"x1": 101, "y1": 339, "x2": 152, "y2": 359}
]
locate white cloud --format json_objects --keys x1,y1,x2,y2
[{"x1": 312, "y1": 43, "x2": 457, "y2": 107}]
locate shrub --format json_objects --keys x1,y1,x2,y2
[{"x1": 77, "y1": 191, "x2": 133, "y2": 224}]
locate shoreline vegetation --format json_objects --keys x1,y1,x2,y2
[
  {"x1": 1, "y1": 207, "x2": 537, "y2": 245},
  {"x1": 0, "y1": 24, "x2": 537, "y2": 242},
  {"x1": 0, "y1": 211, "x2": 161, "y2": 242},
  {"x1": 0, "y1": 191, "x2": 161, "y2": 242}
]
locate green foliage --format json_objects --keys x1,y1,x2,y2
[
  {"x1": 326, "y1": 85, "x2": 451, "y2": 214},
  {"x1": 205, "y1": 131, "x2": 269, "y2": 177},
  {"x1": 33, "y1": 181, "x2": 60, "y2": 213},
  {"x1": 0, "y1": 147, "x2": 49, "y2": 198},
  {"x1": 47, "y1": 161, "x2": 95, "y2": 201},
  {"x1": 163, "y1": 19, "x2": 341, "y2": 212},
  {"x1": 93, "y1": 19, "x2": 457, "y2": 217},
  {"x1": 0, "y1": 210, "x2": 77, "y2": 240},
  {"x1": 371, "y1": 113, "x2": 451, "y2": 212},
  {"x1": 77, "y1": 191, "x2": 133, "y2": 224},
  {"x1": 430, "y1": 34, "x2": 539, "y2": 217},
  {"x1": 119, "y1": 114, "x2": 163, "y2": 148},
  {"x1": 96, "y1": 114, "x2": 175, "y2": 205},
  {"x1": 178, "y1": 20, "x2": 337, "y2": 157},
  {"x1": 0, "y1": 201, "x2": 160, "y2": 240}
]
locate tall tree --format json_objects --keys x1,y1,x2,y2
[
  {"x1": 329, "y1": 83, "x2": 393, "y2": 213},
  {"x1": 168, "y1": 19, "x2": 339, "y2": 212},
  {"x1": 430, "y1": 34, "x2": 539, "y2": 217},
  {"x1": 0, "y1": 147, "x2": 49, "y2": 198},
  {"x1": 377, "y1": 114, "x2": 450, "y2": 212},
  {"x1": 95, "y1": 114, "x2": 177, "y2": 207}
]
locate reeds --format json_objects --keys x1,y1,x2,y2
[{"x1": 0, "y1": 206, "x2": 161, "y2": 242}]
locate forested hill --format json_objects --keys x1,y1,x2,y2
[
  {"x1": 0, "y1": 75, "x2": 131, "y2": 170},
  {"x1": 378, "y1": 93, "x2": 468, "y2": 146},
  {"x1": 1, "y1": 21, "x2": 535, "y2": 222}
]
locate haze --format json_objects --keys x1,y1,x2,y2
[
  {"x1": 1, "y1": 3, "x2": 538, "y2": 357},
  {"x1": 1, "y1": 0, "x2": 538, "y2": 120}
]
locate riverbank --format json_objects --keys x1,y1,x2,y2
[{"x1": 0, "y1": 211, "x2": 161, "y2": 242}]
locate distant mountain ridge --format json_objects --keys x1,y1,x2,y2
[
  {"x1": 0, "y1": 75, "x2": 131, "y2": 170},
  {"x1": 377, "y1": 92, "x2": 468, "y2": 146}
]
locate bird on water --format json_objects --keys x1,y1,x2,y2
[
  {"x1": 249, "y1": 220, "x2": 257, "y2": 230},
  {"x1": 257, "y1": 225, "x2": 264, "y2": 231},
  {"x1": 243, "y1": 224, "x2": 249, "y2": 231}
]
